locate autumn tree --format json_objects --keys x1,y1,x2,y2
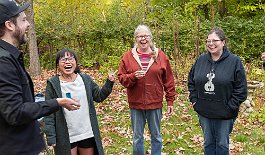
[
  {"x1": 17, "y1": 0, "x2": 41, "y2": 75},
  {"x1": 27, "y1": 0, "x2": 41, "y2": 75}
]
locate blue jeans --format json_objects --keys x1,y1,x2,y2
[
  {"x1": 130, "y1": 108, "x2": 162, "y2": 155},
  {"x1": 198, "y1": 114, "x2": 235, "y2": 155}
]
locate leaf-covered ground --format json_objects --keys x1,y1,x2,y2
[{"x1": 33, "y1": 69, "x2": 265, "y2": 155}]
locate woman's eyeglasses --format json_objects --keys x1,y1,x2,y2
[
  {"x1": 206, "y1": 39, "x2": 221, "y2": 45},
  {"x1": 136, "y1": 35, "x2": 150, "y2": 39},
  {"x1": 60, "y1": 56, "x2": 75, "y2": 63}
]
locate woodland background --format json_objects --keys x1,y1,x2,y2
[
  {"x1": 16, "y1": 0, "x2": 265, "y2": 154},
  {"x1": 20, "y1": 0, "x2": 265, "y2": 76}
]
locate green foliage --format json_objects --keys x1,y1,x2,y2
[
  {"x1": 235, "y1": 134, "x2": 248, "y2": 142},
  {"x1": 216, "y1": 15, "x2": 265, "y2": 60},
  {"x1": 260, "y1": 137, "x2": 265, "y2": 143},
  {"x1": 39, "y1": 51, "x2": 55, "y2": 69},
  {"x1": 234, "y1": 1, "x2": 265, "y2": 17},
  {"x1": 99, "y1": 55, "x2": 121, "y2": 74},
  {"x1": 249, "y1": 105, "x2": 265, "y2": 123},
  {"x1": 175, "y1": 86, "x2": 184, "y2": 94},
  {"x1": 33, "y1": 0, "x2": 265, "y2": 70}
]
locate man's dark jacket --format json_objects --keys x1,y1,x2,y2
[{"x1": 0, "y1": 39, "x2": 59, "y2": 155}]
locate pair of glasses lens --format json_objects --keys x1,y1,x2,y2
[
  {"x1": 206, "y1": 39, "x2": 221, "y2": 44},
  {"x1": 60, "y1": 56, "x2": 75, "y2": 63},
  {"x1": 137, "y1": 35, "x2": 150, "y2": 39}
]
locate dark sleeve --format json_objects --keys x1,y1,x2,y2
[
  {"x1": 91, "y1": 78, "x2": 114, "y2": 103},
  {"x1": 227, "y1": 59, "x2": 248, "y2": 110},
  {"x1": 43, "y1": 80, "x2": 58, "y2": 145},
  {"x1": 187, "y1": 61, "x2": 197, "y2": 104},
  {"x1": 0, "y1": 57, "x2": 59, "y2": 126}
]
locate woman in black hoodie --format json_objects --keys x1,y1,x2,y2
[{"x1": 188, "y1": 28, "x2": 247, "y2": 155}]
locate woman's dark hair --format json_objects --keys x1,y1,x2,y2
[
  {"x1": 207, "y1": 27, "x2": 226, "y2": 41},
  {"x1": 55, "y1": 48, "x2": 80, "y2": 75}
]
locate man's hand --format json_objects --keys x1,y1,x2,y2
[
  {"x1": 165, "y1": 106, "x2": 173, "y2": 117},
  {"x1": 56, "y1": 98, "x2": 80, "y2": 111},
  {"x1": 49, "y1": 144, "x2": 56, "y2": 148}
]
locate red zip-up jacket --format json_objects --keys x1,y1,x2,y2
[{"x1": 118, "y1": 48, "x2": 176, "y2": 110}]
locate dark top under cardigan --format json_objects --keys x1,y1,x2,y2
[{"x1": 44, "y1": 74, "x2": 114, "y2": 155}]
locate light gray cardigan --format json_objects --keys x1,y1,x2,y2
[{"x1": 44, "y1": 74, "x2": 114, "y2": 155}]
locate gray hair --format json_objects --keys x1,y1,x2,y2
[{"x1": 133, "y1": 25, "x2": 156, "y2": 51}]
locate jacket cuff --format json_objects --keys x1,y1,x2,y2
[
  {"x1": 190, "y1": 98, "x2": 197, "y2": 104},
  {"x1": 47, "y1": 138, "x2": 56, "y2": 146},
  {"x1": 50, "y1": 99, "x2": 60, "y2": 108},
  {"x1": 167, "y1": 101, "x2": 174, "y2": 106},
  {"x1": 130, "y1": 72, "x2": 137, "y2": 81},
  {"x1": 106, "y1": 78, "x2": 115, "y2": 86}
]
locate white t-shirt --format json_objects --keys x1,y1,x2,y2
[{"x1": 60, "y1": 74, "x2": 94, "y2": 143}]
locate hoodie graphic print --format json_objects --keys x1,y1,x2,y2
[{"x1": 204, "y1": 70, "x2": 215, "y2": 94}]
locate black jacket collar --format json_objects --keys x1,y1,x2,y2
[
  {"x1": 206, "y1": 47, "x2": 230, "y2": 63},
  {"x1": 0, "y1": 39, "x2": 21, "y2": 59}
]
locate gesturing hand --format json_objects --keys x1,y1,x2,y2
[
  {"x1": 108, "y1": 70, "x2": 117, "y2": 82},
  {"x1": 56, "y1": 98, "x2": 80, "y2": 111}
]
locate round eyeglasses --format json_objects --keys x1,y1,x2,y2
[
  {"x1": 136, "y1": 35, "x2": 150, "y2": 39},
  {"x1": 60, "y1": 56, "x2": 75, "y2": 63},
  {"x1": 206, "y1": 39, "x2": 222, "y2": 45}
]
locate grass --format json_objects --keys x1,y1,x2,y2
[
  {"x1": 95, "y1": 84, "x2": 265, "y2": 154},
  {"x1": 37, "y1": 61, "x2": 265, "y2": 154}
]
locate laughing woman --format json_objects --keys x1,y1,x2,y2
[
  {"x1": 44, "y1": 48, "x2": 115, "y2": 155},
  {"x1": 118, "y1": 25, "x2": 176, "y2": 155},
  {"x1": 188, "y1": 28, "x2": 247, "y2": 155}
]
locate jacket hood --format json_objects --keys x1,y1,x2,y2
[{"x1": 206, "y1": 47, "x2": 230, "y2": 63}]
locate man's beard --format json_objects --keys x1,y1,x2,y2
[{"x1": 12, "y1": 26, "x2": 27, "y2": 45}]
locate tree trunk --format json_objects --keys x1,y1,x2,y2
[
  {"x1": 144, "y1": 0, "x2": 150, "y2": 21},
  {"x1": 211, "y1": 4, "x2": 215, "y2": 28},
  {"x1": 26, "y1": 0, "x2": 41, "y2": 75},
  {"x1": 172, "y1": 15, "x2": 180, "y2": 82},
  {"x1": 202, "y1": 4, "x2": 209, "y2": 20},
  {"x1": 218, "y1": 0, "x2": 227, "y2": 18}
]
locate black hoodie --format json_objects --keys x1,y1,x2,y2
[{"x1": 188, "y1": 48, "x2": 247, "y2": 119}]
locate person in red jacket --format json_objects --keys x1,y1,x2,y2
[{"x1": 118, "y1": 24, "x2": 176, "y2": 155}]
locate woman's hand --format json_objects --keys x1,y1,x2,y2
[
  {"x1": 165, "y1": 106, "x2": 173, "y2": 117},
  {"x1": 108, "y1": 70, "x2": 117, "y2": 82},
  {"x1": 134, "y1": 70, "x2": 146, "y2": 79}
]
